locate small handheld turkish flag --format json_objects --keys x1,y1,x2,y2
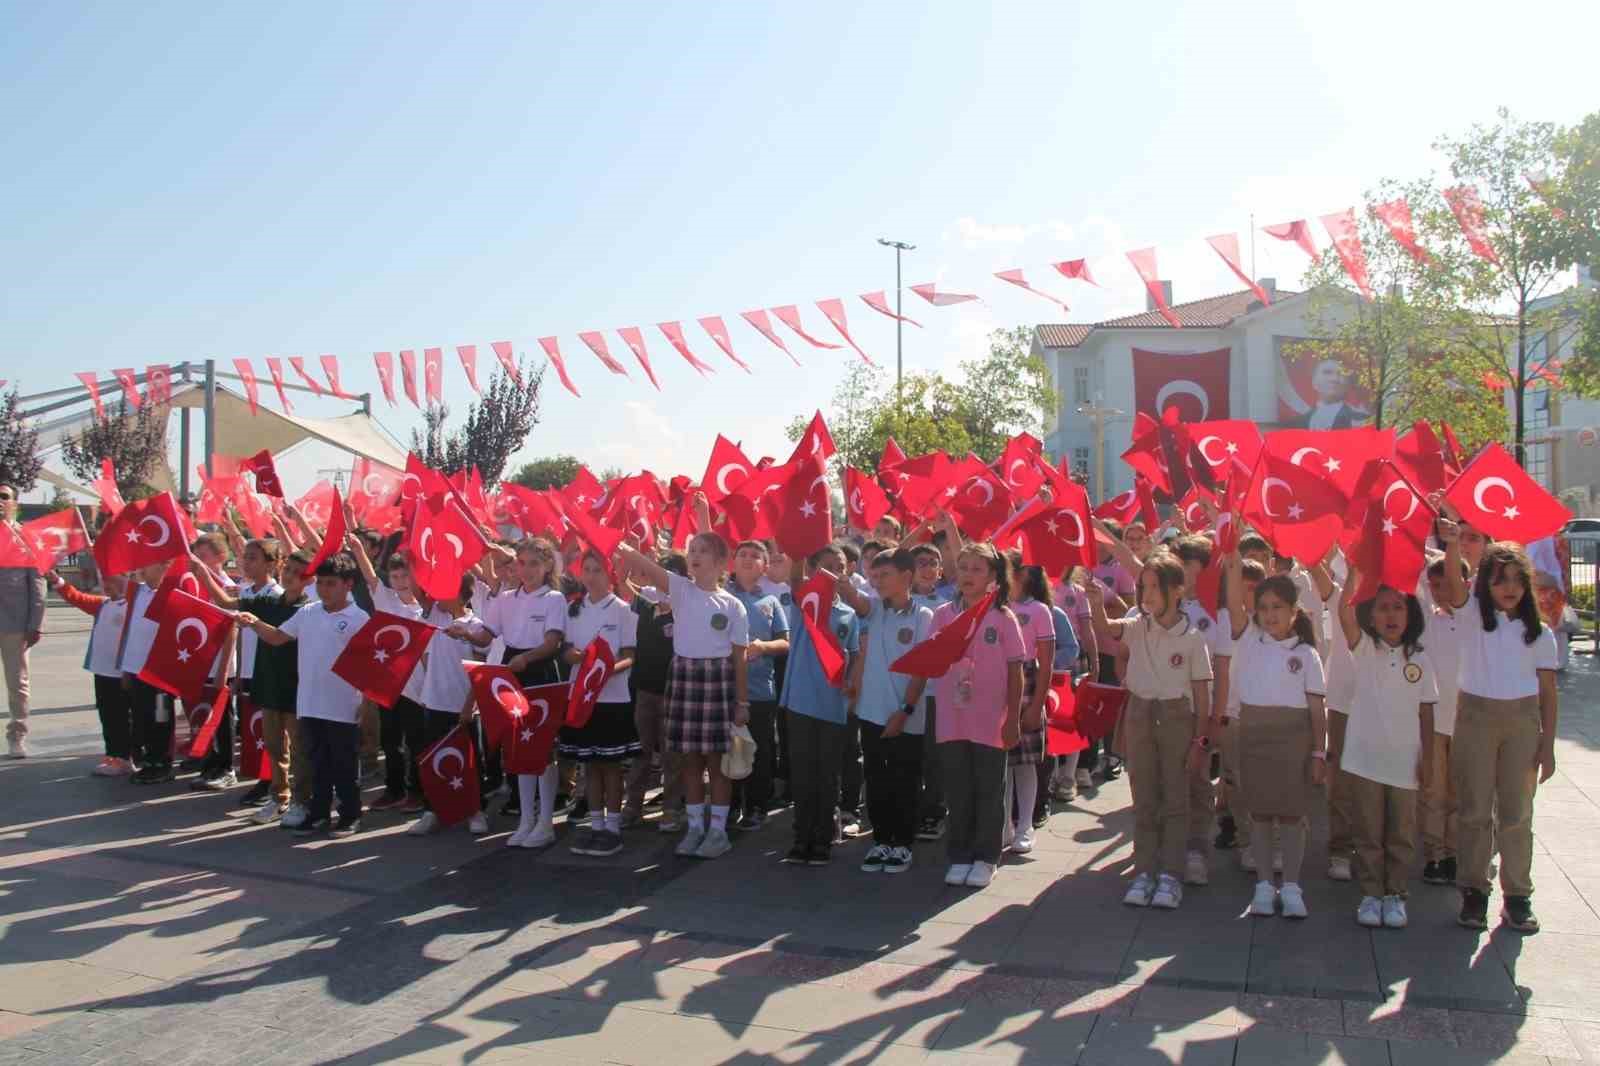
[
  {"x1": 1442, "y1": 443, "x2": 1571, "y2": 544},
  {"x1": 1017, "y1": 480, "x2": 1098, "y2": 575},
  {"x1": 1241, "y1": 453, "x2": 1349, "y2": 564},
  {"x1": 331, "y1": 611, "x2": 437, "y2": 708},
  {"x1": 701, "y1": 434, "x2": 755, "y2": 504},
  {"x1": 417, "y1": 725, "x2": 480, "y2": 826},
  {"x1": 184, "y1": 682, "x2": 233, "y2": 760},
  {"x1": 795, "y1": 569, "x2": 847, "y2": 687},
  {"x1": 844, "y1": 466, "x2": 890, "y2": 532},
  {"x1": 236, "y1": 695, "x2": 271, "y2": 782},
  {"x1": 241, "y1": 449, "x2": 284, "y2": 497},
  {"x1": 890, "y1": 590, "x2": 996, "y2": 679},
  {"x1": 1348, "y1": 463, "x2": 1434, "y2": 605},
  {"x1": 787, "y1": 411, "x2": 837, "y2": 466},
  {"x1": 1044, "y1": 671, "x2": 1089, "y2": 756},
  {"x1": 467, "y1": 663, "x2": 529, "y2": 750},
  {"x1": 505, "y1": 682, "x2": 567, "y2": 774},
  {"x1": 93, "y1": 491, "x2": 187, "y2": 576},
  {"x1": 149, "y1": 554, "x2": 208, "y2": 616},
  {"x1": 949, "y1": 467, "x2": 1015, "y2": 541},
  {"x1": 772, "y1": 452, "x2": 833, "y2": 560},
  {"x1": 408, "y1": 493, "x2": 489, "y2": 600},
  {"x1": 349, "y1": 457, "x2": 403, "y2": 519},
  {"x1": 1072, "y1": 682, "x2": 1129, "y2": 742},
  {"x1": 140, "y1": 590, "x2": 235, "y2": 704},
  {"x1": 300, "y1": 485, "x2": 348, "y2": 579},
  {"x1": 566, "y1": 636, "x2": 615, "y2": 730},
  {"x1": 18, "y1": 508, "x2": 89, "y2": 572}
]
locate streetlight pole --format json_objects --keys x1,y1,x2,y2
[
  {"x1": 1077, "y1": 397, "x2": 1123, "y2": 505},
  {"x1": 878, "y1": 238, "x2": 915, "y2": 411}
]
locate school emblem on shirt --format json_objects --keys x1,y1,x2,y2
[
  {"x1": 1169, "y1": 652, "x2": 1184, "y2": 668},
  {"x1": 897, "y1": 626, "x2": 914, "y2": 645},
  {"x1": 710, "y1": 613, "x2": 729, "y2": 632},
  {"x1": 1197, "y1": 617, "x2": 1211, "y2": 632},
  {"x1": 836, "y1": 624, "x2": 849, "y2": 640},
  {"x1": 760, "y1": 603, "x2": 773, "y2": 620},
  {"x1": 1287, "y1": 656, "x2": 1303, "y2": 675},
  {"x1": 1404, "y1": 662, "x2": 1423, "y2": 684},
  {"x1": 984, "y1": 626, "x2": 999, "y2": 645},
  {"x1": 779, "y1": 592, "x2": 793, "y2": 606},
  {"x1": 335, "y1": 620, "x2": 349, "y2": 632}
]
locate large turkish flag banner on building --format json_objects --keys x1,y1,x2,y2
[{"x1": 1132, "y1": 348, "x2": 1231, "y2": 422}]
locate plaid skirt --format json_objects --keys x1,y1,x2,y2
[
  {"x1": 1008, "y1": 661, "x2": 1046, "y2": 766},
  {"x1": 664, "y1": 655, "x2": 736, "y2": 754}
]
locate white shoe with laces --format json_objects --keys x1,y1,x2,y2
[
  {"x1": 1184, "y1": 850, "x2": 1209, "y2": 886},
  {"x1": 407, "y1": 811, "x2": 440, "y2": 836},
  {"x1": 1248, "y1": 880, "x2": 1278, "y2": 917},
  {"x1": 676, "y1": 825, "x2": 707, "y2": 856},
  {"x1": 695, "y1": 827, "x2": 732, "y2": 859},
  {"x1": 965, "y1": 861, "x2": 996, "y2": 888},
  {"x1": 1356, "y1": 895, "x2": 1383, "y2": 927},
  {"x1": 1123, "y1": 873, "x2": 1155, "y2": 907},
  {"x1": 1381, "y1": 895, "x2": 1408, "y2": 928},
  {"x1": 279, "y1": 803, "x2": 310, "y2": 829},
  {"x1": 1150, "y1": 874, "x2": 1183, "y2": 909},
  {"x1": 506, "y1": 828, "x2": 529, "y2": 848},
  {"x1": 251, "y1": 803, "x2": 284, "y2": 826},
  {"x1": 523, "y1": 820, "x2": 556, "y2": 848},
  {"x1": 1328, "y1": 856, "x2": 1353, "y2": 882},
  {"x1": 1279, "y1": 882, "x2": 1308, "y2": 919},
  {"x1": 1009, "y1": 828, "x2": 1035, "y2": 854},
  {"x1": 945, "y1": 863, "x2": 973, "y2": 886},
  {"x1": 467, "y1": 812, "x2": 489, "y2": 835}
]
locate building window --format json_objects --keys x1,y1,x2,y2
[
  {"x1": 1526, "y1": 388, "x2": 1551, "y2": 488},
  {"x1": 1072, "y1": 365, "x2": 1090, "y2": 406},
  {"x1": 1072, "y1": 447, "x2": 1091, "y2": 493}
]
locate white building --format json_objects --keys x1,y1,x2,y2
[{"x1": 1523, "y1": 269, "x2": 1599, "y2": 510}]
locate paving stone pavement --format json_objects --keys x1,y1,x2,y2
[{"x1": 3, "y1": 604, "x2": 1600, "y2": 1064}]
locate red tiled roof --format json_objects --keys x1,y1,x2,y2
[{"x1": 1035, "y1": 287, "x2": 1301, "y2": 349}]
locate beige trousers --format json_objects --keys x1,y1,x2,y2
[
  {"x1": 1420, "y1": 733, "x2": 1457, "y2": 863},
  {"x1": 1125, "y1": 696, "x2": 1196, "y2": 877},
  {"x1": 262, "y1": 708, "x2": 311, "y2": 807},
  {"x1": 1453, "y1": 692, "x2": 1541, "y2": 897},
  {"x1": 0, "y1": 632, "x2": 29, "y2": 741},
  {"x1": 1347, "y1": 774, "x2": 1418, "y2": 898}
]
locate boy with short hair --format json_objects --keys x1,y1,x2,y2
[
  {"x1": 727, "y1": 541, "x2": 790, "y2": 830},
  {"x1": 119, "y1": 561, "x2": 175, "y2": 784},
  {"x1": 251, "y1": 550, "x2": 313, "y2": 825},
  {"x1": 189, "y1": 533, "x2": 243, "y2": 789},
  {"x1": 238, "y1": 553, "x2": 370, "y2": 837}
]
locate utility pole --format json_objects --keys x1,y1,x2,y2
[
  {"x1": 1077, "y1": 396, "x2": 1123, "y2": 505},
  {"x1": 877, "y1": 238, "x2": 915, "y2": 411}
]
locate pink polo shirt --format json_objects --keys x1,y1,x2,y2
[{"x1": 931, "y1": 602, "x2": 1026, "y2": 749}]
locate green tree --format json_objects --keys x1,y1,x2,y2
[
  {"x1": 953, "y1": 326, "x2": 1056, "y2": 459},
  {"x1": 0, "y1": 389, "x2": 43, "y2": 493},
  {"x1": 510, "y1": 454, "x2": 583, "y2": 490},
  {"x1": 785, "y1": 362, "x2": 887, "y2": 472},
  {"x1": 61, "y1": 400, "x2": 167, "y2": 500},
  {"x1": 410, "y1": 360, "x2": 543, "y2": 486}
]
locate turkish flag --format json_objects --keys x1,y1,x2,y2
[
  {"x1": 450, "y1": 466, "x2": 496, "y2": 529},
  {"x1": 183, "y1": 683, "x2": 233, "y2": 760},
  {"x1": 456, "y1": 345, "x2": 481, "y2": 394},
  {"x1": 701, "y1": 434, "x2": 754, "y2": 504},
  {"x1": 241, "y1": 449, "x2": 284, "y2": 498},
  {"x1": 787, "y1": 411, "x2": 837, "y2": 466},
  {"x1": 467, "y1": 663, "x2": 528, "y2": 749},
  {"x1": 491, "y1": 340, "x2": 520, "y2": 381},
  {"x1": 795, "y1": 569, "x2": 847, "y2": 687},
  {"x1": 1321, "y1": 208, "x2": 1376, "y2": 300},
  {"x1": 563, "y1": 495, "x2": 627, "y2": 570},
  {"x1": 890, "y1": 590, "x2": 996, "y2": 679},
  {"x1": 1442, "y1": 443, "x2": 1571, "y2": 544},
  {"x1": 301, "y1": 485, "x2": 348, "y2": 578},
  {"x1": 1393, "y1": 421, "x2": 1454, "y2": 497},
  {"x1": 1093, "y1": 476, "x2": 1159, "y2": 530},
  {"x1": 1017, "y1": 480, "x2": 1098, "y2": 575},
  {"x1": 949, "y1": 466, "x2": 1015, "y2": 541},
  {"x1": 417, "y1": 725, "x2": 480, "y2": 827},
  {"x1": 997, "y1": 436, "x2": 1047, "y2": 498},
  {"x1": 93, "y1": 491, "x2": 188, "y2": 576},
  {"x1": 577, "y1": 331, "x2": 631, "y2": 377},
  {"x1": 237, "y1": 696, "x2": 271, "y2": 782},
  {"x1": 883, "y1": 452, "x2": 953, "y2": 517},
  {"x1": 149, "y1": 554, "x2": 209, "y2": 616},
  {"x1": 373, "y1": 352, "x2": 397, "y2": 406},
  {"x1": 567, "y1": 636, "x2": 615, "y2": 729},
  {"x1": 231, "y1": 481, "x2": 274, "y2": 539},
  {"x1": 880, "y1": 437, "x2": 908, "y2": 469},
  {"x1": 495, "y1": 484, "x2": 564, "y2": 539},
  {"x1": 408, "y1": 494, "x2": 489, "y2": 601},
  {"x1": 1242, "y1": 452, "x2": 1350, "y2": 564},
  {"x1": 233, "y1": 359, "x2": 260, "y2": 415},
  {"x1": 423, "y1": 347, "x2": 444, "y2": 405},
  {"x1": 320, "y1": 355, "x2": 352, "y2": 399},
  {"x1": 1073, "y1": 682, "x2": 1128, "y2": 742},
  {"x1": 349, "y1": 457, "x2": 404, "y2": 520},
  {"x1": 93, "y1": 458, "x2": 125, "y2": 517},
  {"x1": 560, "y1": 465, "x2": 607, "y2": 513},
  {"x1": 294, "y1": 480, "x2": 338, "y2": 532},
  {"x1": 1132, "y1": 348, "x2": 1231, "y2": 422},
  {"x1": 401, "y1": 452, "x2": 455, "y2": 523},
  {"x1": 616, "y1": 327, "x2": 662, "y2": 388},
  {"x1": 18, "y1": 508, "x2": 89, "y2": 572},
  {"x1": 771, "y1": 453, "x2": 833, "y2": 559},
  {"x1": 139, "y1": 590, "x2": 234, "y2": 704},
  {"x1": 264, "y1": 358, "x2": 293, "y2": 414},
  {"x1": 194, "y1": 474, "x2": 238, "y2": 526},
  {"x1": 1262, "y1": 426, "x2": 1394, "y2": 497},
  {"x1": 145, "y1": 364, "x2": 173, "y2": 405},
  {"x1": 1044, "y1": 671, "x2": 1089, "y2": 756},
  {"x1": 398, "y1": 350, "x2": 420, "y2": 406},
  {"x1": 1177, "y1": 488, "x2": 1212, "y2": 533},
  {"x1": 111, "y1": 368, "x2": 143, "y2": 411},
  {"x1": 1346, "y1": 461, "x2": 1435, "y2": 604},
  {"x1": 1121, "y1": 414, "x2": 1184, "y2": 499},
  {"x1": 331, "y1": 611, "x2": 437, "y2": 708},
  {"x1": 656, "y1": 321, "x2": 717, "y2": 376},
  {"x1": 845, "y1": 466, "x2": 890, "y2": 532},
  {"x1": 506, "y1": 682, "x2": 566, "y2": 775},
  {"x1": 287, "y1": 356, "x2": 324, "y2": 397},
  {"x1": 1186, "y1": 420, "x2": 1263, "y2": 480},
  {"x1": 1439, "y1": 422, "x2": 1466, "y2": 473}
]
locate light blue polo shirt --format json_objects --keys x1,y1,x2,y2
[
  {"x1": 727, "y1": 582, "x2": 789, "y2": 701},
  {"x1": 857, "y1": 595, "x2": 935, "y2": 732},
  {"x1": 779, "y1": 598, "x2": 861, "y2": 725}
]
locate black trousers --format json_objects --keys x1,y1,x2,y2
[
  {"x1": 860, "y1": 719, "x2": 923, "y2": 848},
  {"x1": 94, "y1": 674, "x2": 132, "y2": 760},
  {"x1": 382, "y1": 697, "x2": 427, "y2": 797},
  {"x1": 785, "y1": 709, "x2": 846, "y2": 848},
  {"x1": 418, "y1": 710, "x2": 491, "y2": 812},
  {"x1": 200, "y1": 683, "x2": 238, "y2": 777},
  {"x1": 129, "y1": 679, "x2": 170, "y2": 767},
  {"x1": 302, "y1": 716, "x2": 362, "y2": 824},
  {"x1": 772, "y1": 655, "x2": 790, "y2": 785},
  {"x1": 735, "y1": 700, "x2": 780, "y2": 816},
  {"x1": 839, "y1": 719, "x2": 863, "y2": 816},
  {"x1": 919, "y1": 696, "x2": 946, "y2": 821}
]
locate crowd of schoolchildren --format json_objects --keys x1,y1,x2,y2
[{"x1": 55, "y1": 488, "x2": 1565, "y2": 935}]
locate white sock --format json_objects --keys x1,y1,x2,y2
[
  {"x1": 589, "y1": 809, "x2": 604, "y2": 832},
  {"x1": 710, "y1": 804, "x2": 729, "y2": 832},
  {"x1": 538, "y1": 766, "x2": 558, "y2": 826},
  {"x1": 516, "y1": 775, "x2": 537, "y2": 833},
  {"x1": 687, "y1": 804, "x2": 706, "y2": 831},
  {"x1": 1014, "y1": 767, "x2": 1038, "y2": 834},
  {"x1": 604, "y1": 810, "x2": 621, "y2": 834}
]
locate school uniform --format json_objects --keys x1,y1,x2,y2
[
  {"x1": 624, "y1": 594, "x2": 680, "y2": 817},
  {"x1": 1231, "y1": 625, "x2": 1326, "y2": 819},
  {"x1": 758, "y1": 576, "x2": 793, "y2": 787},
  {"x1": 1340, "y1": 638, "x2": 1438, "y2": 900},
  {"x1": 1421, "y1": 605, "x2": 1464, "y2": 865},
  {"x1": 198, "y1": 578, "x2": 279, "y2": 780},
  {"x1": 416, "y1": 606, "x2": 492, "y2": 808},
  {"x1": 251, "y1": 592, "x2": 310, "y2": 808},
  {"x1": 279, "y1": 600, "x2": 370, "y2": 826},
  {"x1": 1451, "y1": 598, "x2": 1557, "y2": 899},
  {"x1": 116, "y1": 584, "x2": 168, "y2": 770},
  {"x1": 371, "y1": 584, "x2": 428, "y2": 801},
  {"x1": 779, "y1": 595, "x2": 861, "y2": 851},
  {"x1": 727, "y1": 582, "x2": 789, "y2": 819},
  {"x1": 856, "y1": 596, "x2": 934, "y2": 849},
  {"x1": 1182, "y1": 598, "x2": 1232, "y2": 855},
  {"x1": 1322, "y1": 590, "x2": 1358, "y2": 865},
  {"x1": 913, "y1": 581, "x2": 958, "y2": 828},
  {"x1": 663, "y1": 573, "x2": 749, "y2": 754},
  {"x1": 1007, "y1": 599, "x2": 1054, "y2": 767},
  {"x1": 558, "y1": 593, "x2": 640, "y2": 762},
  {"x1": 1122, "y1": 613, "x2": 1213, "y2": 878},
  {"x1": 930, "y1": 602, "x2": 1026, "y2": 867},
  {"x1": 58, "y1": 582, "x2": 131, "y2": 761},
  {"x1": 483, "y1": 585, "x2": 568, "y2": 686}
]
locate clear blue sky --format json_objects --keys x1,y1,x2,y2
[{"x1": 4, "y1": 1, "x2": 1596, "y2": 499}]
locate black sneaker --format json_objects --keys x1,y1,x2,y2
[
  {"x1": 737, "y1": 810, "x2": 765, "y2": 832},
  {"x1": 782, "y1": 842, "x2": 810, "y2": 864},
  {"x1": 1031, "y1": 809, "x2": 1049, "y2": 830},
  {"x1": 1502, "y1": 895, "x2": 1540, "y2": 933},
  {"x1": 1438, "y1": 856, "x2": 1457, "y2": 884},
  {"x1": 587, "y1": 830, "x2": 623, "y2": 857},
  {"x1": 1422, "y1": 860, "x2": 1446, "y2": 885},
  {"x1": 568, "y1": 797, "x2": 589, "y2": 822},
  {"x1": 837, "y1": 811, "x2": 861, "y2": 837},
  {"x1": 916, "y1": 815, "x2": 946, "y2": 841},
  {"x1": 1213, "y1": 816, "x2": 1238, "y2": 850},
  {"x1": 294, "y1": 817, "x2": 332, "y2": 837},
  {"x1": 329, "y1": 816, "x2": 361, "y2": 838},
  {"x1": 132, "y1": 764, "x2": 174, "y2": 785},
  {"x1": 1458, "y1": 888, "x2": 1490, "y2": 929},
  {"x1": 237, "y1": 782, "x2": 271, "y2": 808},
  {"x1": 807, "y1": 843, "x2": 832, "y2": 866}
]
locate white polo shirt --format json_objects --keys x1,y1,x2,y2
[
  {"x1": 1456, "y1": 595, "x2": 1557, "y2": 701},
  {"x1": 236, "y1": 579, "x2": 282, "y2": 680},
  {"x1": 419, "y1": 605, "x2": 486, "y2": 714},
  {"x1": 373, "y1": 583, "x2": 428, "y2": 704},
  {"x1": 88, "y1": 596, "x2": 129, "y2": 678},
  {"x1": 1423, "y1": 606, "x2": 1464, "y2": 735},
  {"x1": 117, "y1": 584, "x2": 159, "y2": 676},
  {"x1": 279, "y1": 601, "x2": 370, "y2": 723},
  {"x1": 1122, "y1": 613, "x2": 1212, "y2": 701},
  {"x1": 483, "y1": 585, "x2": 568, "y2": 651},
  {"x1": 1231, "y1": 624, "x2": 1326, "y2": 710},
  {"x1": 667, "y1": 573, "x2": 749, "y2": 658},
  {"x1": 565, "y1": 593, "x2": 639, "y2": 703},
  {"x1": 1182, "y1": 598, "x2": 1233, "y2": 660},
  {"x1": 1340, "y1": 637, "x2": 1439, "y2": 789}
]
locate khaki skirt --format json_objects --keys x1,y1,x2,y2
[{"x1": 1237, "y1": 703, "x2": 1313, "y2": 818}]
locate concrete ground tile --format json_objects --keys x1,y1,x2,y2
[
  {"x1": 1122, "y1": 919, "x2": 1251, "y2": 990},
  {"x1": 1491, "y1": 931, "x2": 1600, "y2": 1012},
  {"x1": 1235, "y1": 992, "x2": 1346, "y2": 1036},
  {"x1": 1031, "y1": 980, "x2": 1138, "y2": 1017},
  {"x1": 1563, "y1": 1018, "x2": 1600, "y2": 1062},
  {"x1": 0, "y1": 1015, "x2": 54, "y2": 1044},
  {"x1": 1387, "y1": 1044, "x2": 1566, "y2": 1066},
  {"x1": 1131, "y1": 985, "x2": 1245, "y2": 1028},
  {"x1": 1448, "y1": 1011, "x2": 1583, "y2": 1059},
  {"x1": 1078, "y1": 1017, "x2": 1238, "y2": 1066},
  {"x1": 830, "y1": 960, "x2": 974, "y2": 1007},
  {"x1": 737, "y1": 978, "x2": 961, "y2": 1048},
  {"x1": 1342, "y1": 998, "x2": 1457, "y2": 1044},
  {"x1": 930, "y1": 1003, "x2": 1095, "y2": 1061},
  {"x1": 1234, "y1": 1027, "x2": 1391, "y2": 1066},
  {"x1": 1372, "y1": 930, "x2": 1524, "y2": 1012}
]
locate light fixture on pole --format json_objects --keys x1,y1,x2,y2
[{"x1": 877, "y1": 238, "x2": 915, "y2": 410}]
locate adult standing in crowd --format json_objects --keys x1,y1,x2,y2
[{"x1": 1, "y1": 485, "x2": 46, "y2": 758}]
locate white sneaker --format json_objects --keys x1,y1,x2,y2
[
  {"x1": 695, "y1": 827, "x2": 732, "y2": 859},
  {"x1": 408, "y1": 811, "x2": 440, "y2": 836},
  {"x1": 1280, "y1": 882, "x2": 1308, "y2": 919},
  {"x1": 1356, "y1": 895, "x2": 1383, "y2": 927},
  {"x1": 1381, "y1": 895, "x2": 1408, "y2": 928},
  {"x1": 1123, "y1": 873, "x2": 1155, "y2": 907},
  {"x1": 279, "y1": 803, "x2": 309, "y2": 829},
  {"x1": 1328, "y1": 856, "x2": 1353, "y2": 882},
  {"x1": 1075, "y1": 768, "x2": 1093, "y2": 789},
  {"x1": 1240, "y1": 848, "x2": 1258, "y2": 872},
  {"x1": 467, "y1": 812, "x2": 489, "y2": 836},
  {"x1": 945, "y1": 863, "x2": 973, "y2": 886},
  {"x1": 251, "y1": 803, "x2": 284, "y2": 826},
  {"x1": 1248, "y1": 880, "x2": 1278, "y2": 917},
  {"x1": 676, "y1": 825, "x2": 707, "y2": 857},
  {"x1": 523, "y1": 820, "x2": 556, "y2": 848},
  {"x1": 1150, "y1": 874, "x2": 1183, "y2": 909},
  {"x1": 1009, "y1": 827, "x2": 1035, "y2": 854},
  {"x1": 7, "y1": 737, "x2": 27, "y2": 759},
  {"x1": 1184, "y1": 850, "x2": 1209, "y2": 886},
  {"x1": 506, "y1": 828, "x2": 529, "y2": 847},
  {"x1": 965, "y1": 860, "x2": 996, "y2": 887}
]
